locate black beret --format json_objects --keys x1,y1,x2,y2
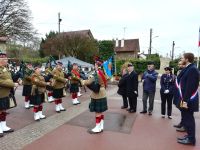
[{"x1": 164, "y1": 67, "x2": 172, "y2": 71}]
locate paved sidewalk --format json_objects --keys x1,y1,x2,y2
[{"x1": 23, "y1": 93, "x2": 200, "y2": 150}]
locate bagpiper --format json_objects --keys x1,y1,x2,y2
[
  {"x1": 81, "y1": 57, "x2": 108, "y2": 134},
  {"x1": 30, "y1": 65, "x2": 48, "y2": 121},
  {"x1": 52, "y1": 62, "x2": 67, "y2": 113},
  {"x1": 44, "y1": 63, "x2": 54, "y2": 103},
  {"x1": 22, "y1": 63, "x2": 34, "y2": 109},
  {"x1": 0, "y1": 50, "x2": 17, "y2": 137},
  {"x1": 70, "y1": 63, "x2": 81, "y2": 105}
]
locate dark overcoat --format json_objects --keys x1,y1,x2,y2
[
  {"x1": 125, "y1": 71, "x2": 138, "y2": 97},
  {"x1": 117, "y1": 73, "x2": 128, "y2": 96},
  {"x1": 173, "y1": 64, "x2": 199, "y2": 112}
]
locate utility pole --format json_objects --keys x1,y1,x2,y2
[
  {"x1": 58, "y1": 12, "x2": 62, "y2": 59},
  {"x1": 172, "y1": 41, "x2": 175, "y2": 60},
  {"x1": 58, "y1": 12, "x2": 62, "y2": 33},
  {"x1": 148, "y1": 28, "x2": 152, "y2": 55},
  {"x1": 123, "y1": 27, "x2": 126, "y2": 39}
]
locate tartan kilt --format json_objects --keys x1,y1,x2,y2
[
  {"x1": 89, "y1": 97, "x2": 108, "y2": 113},
  {"x1": 53, "y1": 88, "x2": 63, "y2": 98},
  {"x1": 30, "y1": 93, "x2": 45, "y2": 105},
  {"x1": 22, "y1": 85, "x2": 32, "y2": 96},
  {"x1": 70, "y1": 83, "x2": 79, "y2": 93},
  {"x1": 0, "y1": 97, "x2": 10, "y2": 110}
]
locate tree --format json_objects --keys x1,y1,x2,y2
[
  {"x1": 98, "y1": 40, "x2": 114, "y2": 61},
  {"x1": 40, "y1": 31, "x2": 98, "y2": 63},
  {"x1": 0, "y1": 0, "x2": 34, "y2": 41},
  {"x1": 63, "y1": 34, "x2": 98, "y2": 63}
]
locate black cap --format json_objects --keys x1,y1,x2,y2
[
  {"x1": 0, "y1": 49, "x2": 7, "y2": 58},
  {"x1": 164, "y1": 67, "x2": 172, "y2": 71},
  {"x1": 127, "y1": 63, "x2": 133, "y2": 67},
  {"x1": 57, "y1": 61, "x2": 63, "y2": 65},
  {"x1": 72, "y1": 63, "x2": 78, "y2": 66},
  {"x1": 147, "y1": 61, "x2": 154, "y2": 65}
]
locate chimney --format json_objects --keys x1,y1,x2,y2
[
  {"x1": 115, "y1": 38, "x2": 119, "y2": 47},
  {"x1": 121, "y1": 39, "x2": 124, "y2": 47}
]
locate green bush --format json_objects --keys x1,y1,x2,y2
[
  {"x1": 116, "y1": 58, "x2": 160, "y2": 75},
  {"x1": 170, "y1": 58, "x2": 200, "y2": 75},
  {"x1": 22, "y1": 57, "x2": 49, "y2": 65}
]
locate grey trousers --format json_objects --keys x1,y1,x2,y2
[{"x1": 142, "y1": 91, "x2": 155, "y2": 112}]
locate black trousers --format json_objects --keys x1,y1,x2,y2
[
  {"x1": 160, "y1": 93, "x2": 173, "y2": 116},
  {"x1": 128, "y1": 95, "x2": 137, "y2": 111},
  {"x1": 122, "y1": 95, "x2": 128, "y2": 108},
  {"x1": 179, "y1": 110, "x2": 184, "y2": 126},
  {"x1": 182, "y1": 110, "x2": 195, "y2": 141}
]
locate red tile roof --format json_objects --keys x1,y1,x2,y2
[
  {"x1": 59, "y1": 29, "x2": 94, "y2": 39},
  {"x1": 114, "y1": 39, "x2": 140, "y2": 52}
]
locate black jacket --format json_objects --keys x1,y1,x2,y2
[
  {"x1": 174, "y1": 64, "x2": 199, "y2": 112},
  {"x1": 160, "y1": 74, "x2": 175, "y2": 95},
  {"x1": 126, "y1": 71, "x2": 138, "y2": 97},
  {"x1": 117, "y1": 73, "x2": 128, "y2": 96}
]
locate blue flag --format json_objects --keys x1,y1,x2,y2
[{"x1": 103, "y1": 56, "x2": 113, "y2": 78}]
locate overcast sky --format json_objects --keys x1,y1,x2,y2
[{"x1": 27, "y1": 0, "x2": 200, "y2": 57}]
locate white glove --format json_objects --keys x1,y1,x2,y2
[
  {"x1": 14, "y1": 83, "x2": 19, "y2": 87},
  {"x1": 164, "y1": 90, "x2": 169, "y2": 94},
  {"x1": 134, "y1": 91, "x2": 137, "y2": 94}
]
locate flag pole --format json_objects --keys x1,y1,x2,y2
[
  {"x1": 197, "y1": 49, "x2": 199, "y2": 69},
  {"x1": 198, "y1": 27, "x2": 200, "y2": 69}
]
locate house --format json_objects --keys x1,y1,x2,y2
[
  {"x1": 0, "y1": 36, "x2": 8, "y2": 51},
  {"x1": 114, "y1": 39, "x2": 140, "y2": 59},
  {"x1": 138, "y1": 52, "x2": 147, "y2": 59},
  {"x1": 59, "y1": 29, "x2": 94, "y2": 40}
]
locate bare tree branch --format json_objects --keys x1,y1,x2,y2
[{"x1": 0, "y1": 0, "x2": 34, "y2": 41}]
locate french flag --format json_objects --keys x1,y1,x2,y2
[{"x1": 199, "y1": 27, "x2": 200, "y2": 47}]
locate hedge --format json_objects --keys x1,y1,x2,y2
[
  {"x1": 22, "y1": 57, "x2": 49, "y2": 65},
  {"x1": 116, "y1": 58, "x2": 160, "y2": 75},
  {"x1": 170, "y1": 58, "x2": 200, "y2": 75}
]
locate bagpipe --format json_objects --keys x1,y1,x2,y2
[
  {"x1": 18, "y1": 61, "x2": 34, "y2": 79},
  {"x1": 85, "y1": 70, "x2": 101, "y2": 93}
]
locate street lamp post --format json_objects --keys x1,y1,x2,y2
[
  {"x1": 171, "y1": 41, "x2": 175, "y2": 60},
  {"x1": 58, "y1": 12, "x2": 62, "y2": 33},
  {"x1": 148, "y1": 28, "x2": 159, "y2": 54}
]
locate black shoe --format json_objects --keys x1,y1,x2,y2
[
  {"x1": 60, "y1": 108, "x2": 66, "y2": 111},
  {"x1": 177, "y1": 135, "x2": 188, "y2": 140},
  {"x1": 168, "y1": 116, "x2": 172, "y2": 119},
  {"x1": 121, "y1": 106, "x2": 128, "y2": 109},
  {"x1": 148, "y1": 112, "x2": 152, "y2": 115},
  {"x1": 0, "y1": 133, "x2": 4, "y2": 138},
  {"x1": 129, "y1": 109, "x2": 136, "y2": 113},
  {"x1": 177, "y1": 137, "x2": 195, "y2": 145},
  {"x1": 126, "y1": 108, "x2": 130, "y2": 111},
  {"x1": 176, "y1": 126, "x2": 186, "y2": 132},
  {"x1": 140, "y1": 110, "x2": 147, "y2": 114},
  {"x1": 173, "y1": 123, "x2": 182, "y2": 128},
  {"x1": 87, "y1": 129, "x2": 102, "y2": 134},
  {"x1": 4, "y1": 128, "x2": 14, "y2": 133}
]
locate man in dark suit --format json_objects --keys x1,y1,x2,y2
[
  {"x1": 174, "y1": 53, "x2": 199, "y2": 145},
  {"x1": 117, "y1": 68, "x2": 129, "y2": 109},
  {"x1": 125, "y1": 63, "x2": 138, "y2": 113}
]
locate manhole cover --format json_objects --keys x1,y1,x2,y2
[{"x1": 67, "y1": 111, "x2": 137, "y2": 134}]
